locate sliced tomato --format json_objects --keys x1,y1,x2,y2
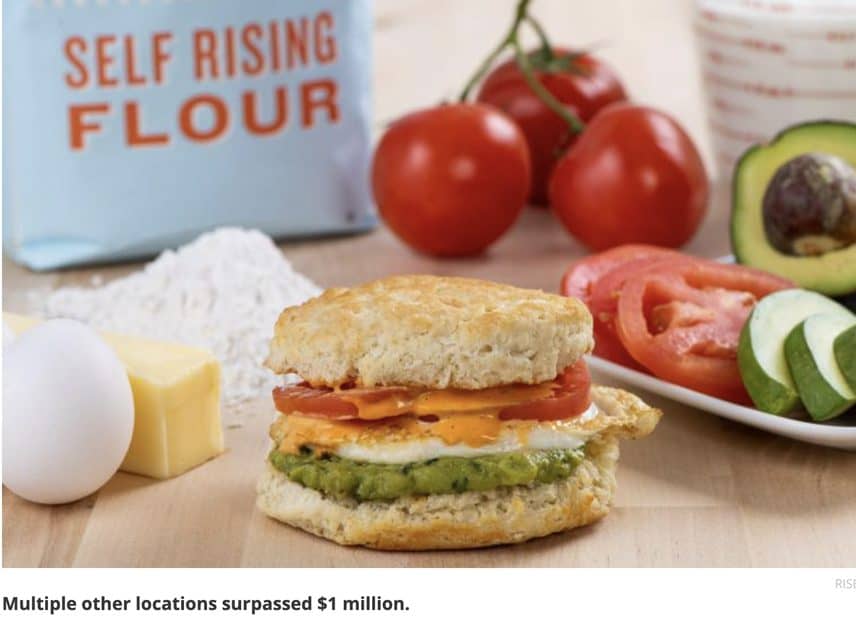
[
  {"x1": 560, "y1": 244, "x2": 681, "y2": 302},
  {"x1": 560, "y1": 244, "x2": 686, "y2": 368},
  {"x1": 614, "y1": 259, "x2": 793, "y2": 403},
  {"x1": 272, "y1": 385, "x2": 414, "y2": 420},
  {"x1": 273, "y1": 361, "x2": 592, "y2": 422},
  {"x1": 498, "y1": 359, "x2": 591, "y2": 421}
]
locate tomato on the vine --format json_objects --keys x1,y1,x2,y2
[
  {"x1": 477, "y1": 49, "x2": 627, "y2": 204},
  {"x1": 371, "y1": 103, "x2": 531, "y2": 257},
  {"x1": 549, "y1": 103, "x2": 709, "y2": 251}
]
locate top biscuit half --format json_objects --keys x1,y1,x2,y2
[{"x1": 266, "y1": 275, "x2": 593, "y2": 390}]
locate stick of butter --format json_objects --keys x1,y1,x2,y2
[{"x1": 4, "y1": 313, "x2": 224, "y2": 479}]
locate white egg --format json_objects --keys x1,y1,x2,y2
[
  {"x1": 2, "y1": 322, "x2": 14, "y2": 350},
  {"x1": 2, "y1": 319, "x2": 134, "y2": 504}
]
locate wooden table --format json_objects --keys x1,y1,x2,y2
[
  {"x1": 4, "y1": 0, "x2": 856, "y2": 567},
  {"x1": 5, "y1": 185, "x2": 856, "y2": 567}
]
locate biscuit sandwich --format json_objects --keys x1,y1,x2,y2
[{"x1": 257, "y1": 275, "x2": 661, "y2": 550}]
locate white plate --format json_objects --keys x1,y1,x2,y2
[
  {"x1": 588, "y1": 355, "x2": 856, "y2": 451},
  {"x1": 585, "y1": 252, "x2": 856, "y2": 450}
]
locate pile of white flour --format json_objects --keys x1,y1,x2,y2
[{"x1": 37, "y1": 228, "x2": 321, "y2": 406}]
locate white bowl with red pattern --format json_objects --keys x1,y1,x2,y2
[{"x1": 694, "y1": 0, "x2": 856, "y2": 179}]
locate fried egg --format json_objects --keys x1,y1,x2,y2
[{"x1": 271, "y1": 403, "x2": 601, "y2": 464}]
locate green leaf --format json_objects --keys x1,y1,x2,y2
[{"x1": 525, "y1": 48, "x2": 593, "y2": 75}]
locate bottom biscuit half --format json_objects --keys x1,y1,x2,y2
[{"x1": 256, "y1": 437, "x2": 619, "y2": 551}]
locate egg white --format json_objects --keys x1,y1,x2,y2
[{"x1": 334, "y1": 403, "x2": 599, "y2": 464}]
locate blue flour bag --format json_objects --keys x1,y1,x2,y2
[{"x1": 3, "y1": 0, "x2": 374, "y2": 270}]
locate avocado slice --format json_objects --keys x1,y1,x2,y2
[
  {"x1": 784, "y1": 313, "x2": 856, "y2": 421},
  {"x1": 738, "y1": 289, "x2": 852, "y2": 414},
  {"x1": 834, "y1": 323, "x2": 856, "y2": 390},
  {"x1": 731, "y1": 120, "x2": 856, "y2": 296}
]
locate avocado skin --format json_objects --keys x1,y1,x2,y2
[
  {"x1": 785, "y1": 321, "x2": 850, "y2": 421},
  {"x1": 737, "y1": 322, "x2": 800, "y2": 415},
  {"x1": 731, "y1": 120, "x2": 856, "y2": 296},
  {"x1": 834, "y1": 325, "x2": 856, "y2": 391},
  {"x1": 269, "y1": 447, "x2": 585, "y2": 502},
  {"x1": 837, "y1": 292, "x2": 856, "y2": 315}
]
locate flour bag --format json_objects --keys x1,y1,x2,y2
[{"x1": 3, "y1": 0, "x2": 374, "y2": 270}]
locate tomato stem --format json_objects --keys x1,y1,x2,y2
[
  {"x1": 525, "y1": 15, "x2": 553, "y2": 59},
  {"x1": 458, "y1": 0, "x2": 585, "y2": 135},
  {"x1": 511, "y1": 39, "x2": 585, "y2": 134},
  {"x1": 458, "y1": 0, "x2": 532, "y2": 102}
]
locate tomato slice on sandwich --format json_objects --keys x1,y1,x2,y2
[
  {"x1": 614, "y1": 259, "x2": 793, "y2": 403},
  {"x1": 273, "y1": 360, "x2": 592, "y2": 422},
  {"x1": 272, "y1": 385, "x2": 414, "y2": 420},
  {"x1": 497, "y1": 359, "x2": 590, "y2": 421}
]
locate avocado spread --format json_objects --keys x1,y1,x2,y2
[{"x1": 269, "y1": 447, "x2": 585, "y2": 501}]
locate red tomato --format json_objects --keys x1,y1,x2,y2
[
  {"x1": 499, "y1": 360, "x2": 591, "y2": 421},
  {"x1": 560, "y1": 245, "x2": 684, "y2": 367},
  {"x1": 477, "y1": 50, "x2": 627, "y2": 205},
  {"x1": 371, "y1": 103, "x2": 531, "y2": 256},
  {"x1": 549, "y1": 103, "x2": 709, "y2": 251},
  {"x1": 272, "y1": 361, "x2": 591, "y2": 421},
  {"x1": 614, "y1": 260, "x2": 794, "y2": 403},
  {"x1": 273, "y1": 385, "x2": 414, "y2": 420},
  {"x1": 560, "y1": 244, "x2": 678, "y2": 302}
]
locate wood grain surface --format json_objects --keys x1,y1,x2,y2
[
  {"x1": 5, "y1": 190, "x2": 856, "y2": 567},
  {"x1": 4, "y1": 0, "x2": 856, "y2": 567}
]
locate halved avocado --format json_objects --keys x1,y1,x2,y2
[{"x1": 731, "y1": 120, "x2": 856, "y2": 296}]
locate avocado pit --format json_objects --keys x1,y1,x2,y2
[{"x1": 761, "y1": 152, "x2": 856, "y2": 257}]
